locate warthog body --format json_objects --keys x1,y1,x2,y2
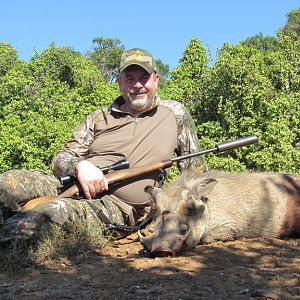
[{"x1": 142, "y1": 171, "x2": 300, "y2": 257}]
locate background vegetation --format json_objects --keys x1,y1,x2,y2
[{"x1": 0, "y1": 8, "x2": 299, "y2": 175}]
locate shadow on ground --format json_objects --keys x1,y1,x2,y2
[{"x1": 1, "y1": 235, "x2": 299, "y2": 299}]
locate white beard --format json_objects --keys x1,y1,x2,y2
[
  {"x1": 127, "y1": 91, "x2": 156, "y2": 111},
  {"x1": 128, "y1": 97, "x2": 151, "y2": 109}
]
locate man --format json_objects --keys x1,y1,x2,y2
[{"x1": 0, "y1": 48, "x2": 206, "y2": 242}]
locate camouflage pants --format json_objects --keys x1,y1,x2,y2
[{"x1": 0, "y1": 170, "x2": 126, "y2": 243}]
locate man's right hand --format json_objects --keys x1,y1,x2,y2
[{"x1": 76, "y1": 160, "x2": 108, "y2": 199}]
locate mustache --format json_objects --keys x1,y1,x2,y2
[{"x1": 129, "y1": 88, "x2": 148, "y2": 95}]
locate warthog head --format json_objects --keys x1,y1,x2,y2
[{"x1": 139, "y1": 176, "x2": 217, "y2": 257}]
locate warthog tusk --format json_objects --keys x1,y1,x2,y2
[
  {"x1": 137, "y1": 230, "x2": 146, "y2": 242},
  {"x1": 182, "y1": 229, "x2": 190, "y2": 242}
]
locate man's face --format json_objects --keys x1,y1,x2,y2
[{"x1": 118, "y1": 65, "x2": 160, "y2": 113}]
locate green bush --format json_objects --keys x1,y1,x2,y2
[
  {"x1": 194, "y1": 35, "x2": 300, "y2": 174},
  {"x1": 0, "y1": 43, "x2": 118, "y2": 173},
  {"x1": 0, "y1": 34, "x2": 299, "y2": 175}
]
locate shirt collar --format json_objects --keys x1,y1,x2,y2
[{"x1": 109, "y1": 95, "x2": 160, "y2": 115}]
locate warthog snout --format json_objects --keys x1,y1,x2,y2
[
  {"x1": 138, "y1": 224, "x2": 190, "y2": 257},
  {"x1": 150, "y1": 246, "x2": 176, "y2": 257}
]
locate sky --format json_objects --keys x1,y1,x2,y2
[{"x1": 1, "y1": 0, "x2": 299, "y2": 69}]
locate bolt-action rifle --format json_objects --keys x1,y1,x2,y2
[{"x1": 20, "y1": 135, "x2": 258, "y2": 211}]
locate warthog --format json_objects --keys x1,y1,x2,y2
[{"x1": 140, "y1": 171, "x2": 300, "y2": 257}]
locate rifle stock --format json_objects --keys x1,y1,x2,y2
[
  {"x1": 20, "y1": 160, "x2": 173, "y2": 211},
  {"x1": 20, "y1": 184, "x2": 81, "y2": 211},
  {"x1": 20, "y1": 135, "x2": 258, "y2": 211}
]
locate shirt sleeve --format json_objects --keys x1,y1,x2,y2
[
  {"x1": 176, "y1": 104, "x2": 207, "y2": 171},
  {"x1": 51, "y1": 109, "x2": 105, "y2": 177}
]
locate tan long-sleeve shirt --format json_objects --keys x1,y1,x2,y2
[{"x1": 52, "y1": 96, "x2": 206, "y2": 207}]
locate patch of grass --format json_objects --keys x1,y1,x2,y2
[
  {"x1": 0, "y1": 220, "x2": 110, "y2": 272},
  {"x1": 0, "y1": 238, "x2": 34, "y2": 274},
  {"x1": 32, "y1": 221, "x2": 110, "y2": 262}
]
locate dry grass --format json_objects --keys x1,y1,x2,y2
[{"x1": 0, "y1": 220, "x2": 110, "y2": 273}]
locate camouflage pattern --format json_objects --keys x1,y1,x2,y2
[
  {"x1": 0, "y1": 170, "x2": 126, "y2": 243},
  {"x1": 52, "y1": 95, "x2": 206, "y2": 178},
  {"x1": 0, "y1": 170, "x2": 61, "y2": 224},
  {"x1": 119, "y1": 48, "x2": 157, "y2": 74},
  {"x1": 158, "y1": 99, "x2": 206, "y2": 171}
]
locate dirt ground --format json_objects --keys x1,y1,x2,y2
[{"x1": 1, "y1": 234, "x2": 299, "y2": 300}]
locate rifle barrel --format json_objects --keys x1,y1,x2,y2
[{"x1": 171, "y1": 135, "x2": 258, "y2": 163}]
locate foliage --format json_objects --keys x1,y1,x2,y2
[
  {"x1": 240, "y1": 33, "x2": 280, "y2": 51},
  {"x1": 194, "y1": 35, "x2": 300, "y2": 174},
  {"x1": 85, "y1": 37, "x2": 125, "y2": 83},
  {"x1": 0, "y1": 42, "x2": 21, "y2": 77},
  {"x1": 159, "y1": 38, "x2": 209, "y2": 115},
  {"x1": 280, "y1": 8, "x2": 300, "y2": 40},
  {"x1": 0, "y1": 43, "x2": 119, "y2": 173},
  {"x1": 0, "y1": 7, "x2": 299, "y2": 176},
  {"x1": 156, "y1": 58, "x2": 170, "y2": 88}
]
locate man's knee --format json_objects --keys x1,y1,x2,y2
[{"x1": 0, "y1": 170, "x2": 61, "y2": 222}]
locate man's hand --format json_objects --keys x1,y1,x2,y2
[{"x1": 76, "y1": 160, "x2": 108, "y2": 199}]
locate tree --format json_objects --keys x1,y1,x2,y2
[
  {"x1": 280, "y1": 8, "x2": 300, "y2": 40},
  {"x1": 156, "y1": 59, "x2": 170, "y2": 78},
  {"x1": 0, "y1": 44, "x2": 119, "y2": 173},
  {"x1": 1, "y1": 7, "x2": 299, "y2": 175},
  {"x1": 159, "y1": 38, "x2": 209, "y2": 114},
  {"x1": 30, "y1": 42, "x2": 83, "y2": 88},
  {"x1": 0, "y1": 42, "x2": 20, "y2": 77},
  {"x1": 155, "y1": 59, "x2": 170, "y2": 88},
  {"x1": 194, "y1": 36, "x2": 300, "y2": 174},
  {"x1": 85, "y1": 37, "x2": 125, "y2": 83},
  {"x1": 240, "y1": 33, "x2": 280, "y2": 51}
]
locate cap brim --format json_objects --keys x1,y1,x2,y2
[{"x1": 120, "y1": 62, "x2": 154, "y2": 74}]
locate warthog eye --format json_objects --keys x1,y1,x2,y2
[
  {"x1": 187, "y1": 198, "x2": 197, "y2": 212},
  {"x1": 200, "y1": 195, "x2": 208, "y2": 203},
  {"x1": 179, "y1": 224, "x2": 189, "y2": 235},
  {"x1": 187, "y1": 198, "x2": 205, "y2": 216}
]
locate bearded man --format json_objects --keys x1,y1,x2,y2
[{"x1": 0, "y1": 48, "x2": 206, "y2": 242}]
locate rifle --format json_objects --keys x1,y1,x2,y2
[
  {"x1": 20, "y1": 135, "x2": 258, "y2": 211},
  {"x1": 20, "y1": 160, "x2": 130, "y2": 211}
]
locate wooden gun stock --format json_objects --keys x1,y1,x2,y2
[
  {"x1": 20, "y1": 184, "x2": 80, "y2": 211},
  {"x1": 20, "y1": 135, "x2": 258, "y2": 211},
  {"x1": 20, "y1": 160, "x2": 173, "y2": 211}
]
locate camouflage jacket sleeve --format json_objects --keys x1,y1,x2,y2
[
  {"x1": 51, "y1": 109, "x2": 106, "y2": 177},
  {"x1": 158, "y1": 99, "x2": 207, "y2": 172}
]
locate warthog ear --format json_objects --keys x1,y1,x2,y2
[
  {"x1": 144, "y1": 186, "x2": 161, "y2": 200},
  {"x1": 198, "y1": 178, "x2": 217, "y2": 197},
  {"x1": 188, "y1": 178, "x2": 218, "y2": 197}
]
